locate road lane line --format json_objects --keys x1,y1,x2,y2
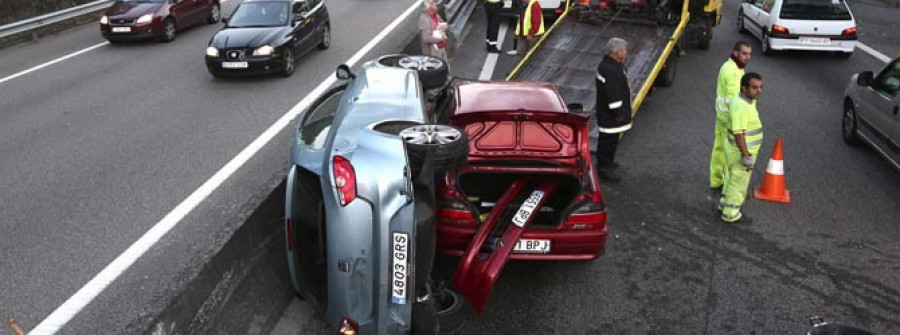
[
  {"x1": 478, "y1": 23, "x2": 509, "y2": 80},
  {"x1": 28, "y1": 1, "x2": 421, "y2": 334},
  {"x1": 857, "y1": 42, "x2": 891, "y2": 63},
  {"x1": 0, "y1": 42, "x2": 108, "y2": 85}
]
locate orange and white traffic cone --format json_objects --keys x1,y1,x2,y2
[{"x1": 754, "y1": 137, "x2": 790, "y2": 203}]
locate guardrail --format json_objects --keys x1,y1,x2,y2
[{"x1": 0, "y1": 0, "x2": 113, "y2": 40}]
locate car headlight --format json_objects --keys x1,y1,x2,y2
[
  {"x1": 206, "y1": 47, "x2": 219, "y2": 57},
  {"x1": 100, "y1": 15, "x2": 109, "y2": 25},
  {"x1": 136, "y1": 14, "x2": 153, "y2": 24},
  {"x1": 253, "y1": 45, "x2": 275, "y2": 56}
]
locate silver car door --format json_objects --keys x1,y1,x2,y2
[{"x1": 857, "y1": 59, "x2": 900, "y2": 159}]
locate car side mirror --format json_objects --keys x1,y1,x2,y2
[
  {"x1": 221, "y1": 17, "x2": 228, "y2": 24},
  {"x1": 857, "y1": 71, "x2": 874, "y2": 87},
  {"x1": 336, "y1": 64, "x2": 355, "y2": 80}
]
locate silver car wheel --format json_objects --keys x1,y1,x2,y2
[
  {"x1": 398, "y1": 56, "x2": 444, "y2": 71},
  {"x1": 400, "y1": 124, "x2": 461, "y2": 145}
]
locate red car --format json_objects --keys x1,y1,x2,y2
[
  {"x1": 100, "y1": 0, "x2": 221, "y2": 43},
  {"x1": 435, "y1": 81, "x2": 609, "y2": 311}
]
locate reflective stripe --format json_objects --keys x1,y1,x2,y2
[
  {"x1": 716, "y1": 96, "x2": 732, "y2": 112},
  {"x1": 598, "y1": 123, "x2": 632, "y2": 133},
  {"x1": 596, "y1": 73, "x2": 606, "y2": 83},
  {"x1": 727, "y1": 137, "x2": 763, "y2": 148},
  {"x1": 766, "y1": 159, "x2": 784, "y2": 175},
  {"x1": 746, "y1": 128, "x2": 763, "y2": 136},
  {"x1": 608, "y1": 101, "x2": 623, "y2": 109},
  {"x1": 487, "y1": 41, "x2": 498, "y2": 45}
]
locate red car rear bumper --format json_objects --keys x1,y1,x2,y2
[{"x1": 437, "y1": 224, "x2": 607, "y2": 261}]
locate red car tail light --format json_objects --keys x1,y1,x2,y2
[
  {"x1": 566, "y1": 201, "x2": 606, "y2": 230},
  {"x1": 437, "y1": 197, "x2": 477, "y2": 226},
  {"x1": 842, "y1": 26, "x2": 857, "y2": 37},
  {"x1": 554, "y1": 8, "x2": 564, "y2": 14},
  {"x1": 772, "y1": 24, "x2": 789, "y2": 35},
  {"x1": 332, "y1": 156, "x2": 356, "y2": 206}
]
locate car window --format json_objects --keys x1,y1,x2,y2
[
  {"x1": 751, "y1": 0, "x2": 765, "y2": 8},
  {"x1": 780, "y1": 0, "x2": 852, "y2": 20},
  {"x1": 761, "y1": 0, "x2": 776, "y2": 12},
  {"x1": 299, "y1": 86, "x2": 345, "y2": 150},
  {"x1": 874, "y1": 61, "x2": 900, "y2": 96},
  {"x1": 228, "y1": 2, "x2": 290, "y2": 27},
  {"x1": 293, "y1": 1, "x2": 309, "y2": 14}
]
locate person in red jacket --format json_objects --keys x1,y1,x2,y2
[{"x1": 506, "y1": 0, "x2": 544, "y2": 56}]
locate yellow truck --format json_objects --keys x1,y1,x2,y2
[{"x1": 508, "y1": 0, "x2": 721, "y2": 115}]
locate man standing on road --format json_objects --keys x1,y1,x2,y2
[
  {"x1": 720, "y1": 72, "x2": 764, "y2": 224},
  {"x1": 710, "y1": 41, "x2": 752, "y2": 192},
  {"x1": 506, "y1": 0, "x2": 544, "y2": 56},
  {"x1": 484, "y1": 0, "x2": 502, "y2": 53},
  {"x1": 594, "y1": 37, "x2": 632, "y2": 182}
]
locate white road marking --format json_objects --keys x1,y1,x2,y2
[
  {"x1": 27, "y1": 0, "x2": 421, "y2": 333},
  {"x1": 0, "y1": 42, "x2": 108, "y2": 85},
  {"x1": 478, "y1": 23, "x2": 509, "y2": 80},
  {"x1": 857, "y1": 42, "x2": 891, "y2": 63}
]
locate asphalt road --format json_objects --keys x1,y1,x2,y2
[
  {"x1": 272, "y1": 0, "x2": 900, "y2": 334},
  {"x1": 0, "y1": 0, "x2": 419, "y2": 332}
]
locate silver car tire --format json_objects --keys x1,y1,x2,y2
[
  {"x1": 842, "y1": 101, "x2": 861, "y2": 145},
  {"x1": 400, "y1": 124, "x2": 468, "y2": 174}
]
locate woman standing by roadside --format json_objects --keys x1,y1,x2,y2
[{"x1": 418, "y1": 0, "x2": 449, "y2": 60}]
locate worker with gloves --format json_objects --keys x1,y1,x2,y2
[
  {"x1": 710, "y1": 41, "x2": 752, "y2": 193},
  {"x1": 719, "y1": 72, "x2": 764, "y2": 224}
]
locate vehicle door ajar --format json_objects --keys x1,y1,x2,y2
[
  {"x1": 744, "y1": 0, "x2": 766, "y2": 38},
  {"x1": 858, "y1": 59, "x2": 900, "y2": 157}
]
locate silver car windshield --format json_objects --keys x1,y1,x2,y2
[{"x1": 229, "y1": 2, "x2": 290, "y2": 27}]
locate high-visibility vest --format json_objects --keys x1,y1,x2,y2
[
  {"x1": 715, "y1": 58, "x2": 744, "y2": 114},
  {"x1": 515, "y1": 0, "x2": 545, "y2": 36},
  {"x1": 727, "y1": 96, "x2": 764, "y2": 154}
]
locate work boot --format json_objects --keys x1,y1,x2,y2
[
  {"x1": 721, "y1": 212, "x2": 752, "y2": 225},
  {"x1": 505, "y1": 49, "x2": 518, "y2": 56},
  {"x1": 597, "y1": 166, "x2": 621, "y2": 183},
  {"x1": 487, "y1": 45, "x2": 500, "y2": 53}
]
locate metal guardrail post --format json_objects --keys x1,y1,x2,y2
[{"x1": 0, "y1": 0, "x2": 114, "y2": 41}]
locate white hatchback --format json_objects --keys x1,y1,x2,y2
[{"x1": 737, "y1": 0, "x2": 857, "y2": 57}]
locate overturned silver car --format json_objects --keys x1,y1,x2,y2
[{"x1": 284, "y1": 55, "x2": 468, "y2": 334}]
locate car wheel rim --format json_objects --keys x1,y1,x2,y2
[
  {"x1": 323, "y1": 27, "x2": 330, "y2": 47},
  {"x1": 211, "y1": 5, "x2": 220, "y2": 21},
  {"x1": 400, "y1": 125, "x2": 460, "y2": 145},
  {"x1": 398, "y1": 56, "x2": 442, "y2": 71},
  {"x1": 843, "y1": 107, "x2": 854, "y2": 136},
  {"x1": 763, "y1": 35, "x2": 769, "y2": 52},
  {"x1": 285, "y1": 51, "x2": 294, "y2": 73},
  {"x1": 737, "y1": 14, "x2": 742, "y2": 30},
  {"x1": 165, "y1": 22, "x2": 175, "y2": 39}
]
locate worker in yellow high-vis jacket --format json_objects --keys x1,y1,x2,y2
[
  {"x1": 710, "y1": 41, "x2": 752, "y2": 192},
  {"x1": 719, "y1": 72, "x2": 764, "y2": 224},
  {"x1": 506, "y1": 0, "x2": 544, "y2": 56}
]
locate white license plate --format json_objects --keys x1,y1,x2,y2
[
  {"x1": 800, "y1": 37, "x2": 830, "y2": 45},
  {"x1": 391, "y1": 232, "x2": 409, "y2": 304},
  {"x1": 514, "y1": 238, "x2": 551, "y2": 253},
  {"x1": 511, "y1": 190, "x2": 544, "y2": 227},
  {"x1": 111, "y1": 26, "x2": 131, "y2": 33},
  {"x1": 221, "y1": 62, "x2": 248, "y2": 69}
]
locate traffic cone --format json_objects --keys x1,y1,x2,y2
[{"x1": 754, "y1": 137, "x2": 790, "y2": 203}]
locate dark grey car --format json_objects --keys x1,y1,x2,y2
[{"x1": 842, "y1": 56, "x2": 900, "y2": 170}]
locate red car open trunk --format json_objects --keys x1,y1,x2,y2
[{"x1": 436, "y1": 82, "x2": 608, "y2": 312}]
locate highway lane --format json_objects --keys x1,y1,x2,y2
[
  {"x1": 270, "y1": 1, "x2": 900, "y2": 333},
  {"x1": 444, "y1": 1, "x2": 900, "y2": 334},
  {"x1": 0, "y1": 0, "x2": 418, "y2": 331}
]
